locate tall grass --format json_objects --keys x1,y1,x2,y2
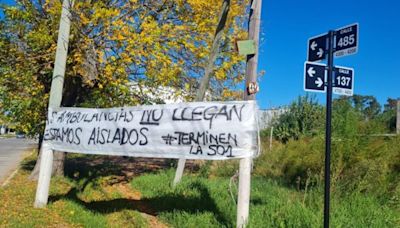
[
  {"x1": 253, "y1": 135, "x2": 400, "y2": 206},
  {"x1": 131, "y1": 170, "x2": 399, "y2": 227}
]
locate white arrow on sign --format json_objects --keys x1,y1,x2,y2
[
  {"x1": 317, "y1": 48, "x2": 324, "y2": 58},
  {"x1": 307, "y1": 67, "x2": 316, "y2": 77},
  {"x1": 311, "y1": 41, "x2": 317, "y2": 51},
  {"x1": 315, "y1": 77, "x2": 323, "y2": 87}
]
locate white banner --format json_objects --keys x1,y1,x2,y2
[{"x1": 43, "y1": 101, "x2": 259, "y2": 160}]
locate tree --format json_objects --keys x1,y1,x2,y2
[
  {"x1": 332, "y1": 96, "x2": 360, "y2": 138},
  {"x1": 333, "y1": 95, "x2": 396, "y2": 134},
  {"x1": 273, "y1": 94, "x2": 324, "y2": 143},
  {"x1": 0, "y1": 0, "x2": 248, "y2": 177},
  {"x1": 379, "y1": 98, "x2": 398, "y2": 132},
  {"x1": 350, "y1": 95, "x2": 381, "y2": 120},
  {"x1": 383, "y1": 98, "x2": 398, "y2": 112}
]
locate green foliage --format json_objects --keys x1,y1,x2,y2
[
  {"x1": 336, "y1": 95, "x2": 382, "y2": 121},
  {"x1": 198, "y1": 161, "x2": 212, "y2": 178},
  {"x1": 253, "y1": 94, "x2": 400, "y2": 207},
  {"x1": 378, "y1": 110, "x2": 397, "y2": 133},
  {"x1": 250, "y1": 95, "x2": 400, "y2": 226},
  {"x1": 0, "y1": 0, "x2": 248, "y2": 136},
  {"x1": 1, "y1": 147, "x2": 398, "y2": 227},
  {"x1": 273, "y1": 94, "x2": 324, "y2": 142},
  {"x1": 273, "y1": 95, "x2": 398, "y2": 144},
  {"x1": 132, "y1": 172, "x2": 399, "y2": 227},
  {"x1": 254, "y1": 137, "x2": 325, "y2": 186},
  {"x1": 210, "y1": 160, "x2": 239, "y2": 177},
  {"x1": 253, "y1": 134, "x2": 400, "y2": 206},
  {"x1": 331, "y1": 96, "x2": 360, "y2": 138},
  {"x1": 377, "y1": 98, "x2": 399, "y2": 133}
]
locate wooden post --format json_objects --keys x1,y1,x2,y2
[
  {"x1": 237, "y1": 157, "x2": 252, "y2": 227},
  {"x1": 237, "y1": 0, "x2": 262, "y2": 227},
  {"x1": 34, "y1": 0, "x2": 73, "y2": 208},
  {"x1": 269, "y1": 126, "x2": 273, "y2": 151},
  {"x1": 173, "y1": 158, "x2": 186, "y2": 186},
  {"x1": 33, "y1": 142, "x2": 53, "y2": 207},
  {"x1": 397, "y1": 99, "x2": 400, "y2": 134}
]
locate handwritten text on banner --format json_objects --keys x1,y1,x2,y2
[{"x1": 44, "y1": 101, "x2": 259, "y2": 160}]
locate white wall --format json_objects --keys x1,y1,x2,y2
[{"x1": 258, "y1": 108, "x2": 287, "y2": 129}]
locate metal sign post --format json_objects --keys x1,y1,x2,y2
[
  {"x1": 305, "y1": 23, "x2": 358, "y2": 228},
  {"x1": 324, "y1": 30, "x2": 334, "y2": 228}
]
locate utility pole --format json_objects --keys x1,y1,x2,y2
[
  {"x1": 237, "y1": 0, "x2": 262, "y2": 227},
  {"x1": 34, "y1": 0, "x2": 73, "y2": 208}
]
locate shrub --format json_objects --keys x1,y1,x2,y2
[{"x1": 273, "y1": 94, "x2": 324, "y2": 143}]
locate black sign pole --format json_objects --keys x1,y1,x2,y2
[{"x1": 324, "y1": 30, "x2": 335, "y2": 228}]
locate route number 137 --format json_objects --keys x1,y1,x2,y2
[
  {"x1": 337, "y1": 34, "x2": 355, "y2": 48},
  {"x1": 336, "y1": 76, "x2": 351, "y2": 87}
]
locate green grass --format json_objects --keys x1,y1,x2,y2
[
  {"x1": 1, "y1": 148, "x2": 398, "y2": 227},
  {"x1": 0, "y1": 153, "x2": 151, "y2": 227},
  {"x1": 131, "y1": 170, "x2": 399, "y2": 228}
]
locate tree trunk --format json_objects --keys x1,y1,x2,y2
[
  {"x1": 196, "y1": 0, "x2": 231, "y2": 100},
  {"x1": 29, "y1": 149, "x2": 42, "y2": 180},
  {"x1": 173, "y1": 0, "x2": 231, "y2": 185},
  {"x1": 30, "y1": 132, "x2": 44, "y2": 180},
  {"x1": 52, "y1": 151, "x2": 65, "y2": 176},
  {"x1": 29, "y1": 150, "x2": 65, "y2": 180},
  {"x1": 37, "y1": 132, "x2": 44, "y2": 151}
]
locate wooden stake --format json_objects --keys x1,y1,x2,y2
[
  {"x1": 34, "y1": 0, "x2": 73, "y2": 208},
  {"x1": 236, "y1": 0, "x2": 262, "y2": 227},
  {"x1": 269, "y1": 126, "x2": 273, "y2": 151},
  {"x1": 397, "y1": 99, "x2": 400, "y2": 134}
]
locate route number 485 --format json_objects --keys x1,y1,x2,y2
[{"x1": 337, "y1": 34, "x2": 355, "y2": 48}]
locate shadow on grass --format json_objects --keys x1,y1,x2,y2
[
  {"x1": 22, "y1": 153, "x2": 199, "y2": 185},
  {"x1": 47, "y1": 154, "x2": 231, "y2": 226},
  {"x1": 21, "y1": 159, "x2": 36, "y2": 171},
  {"x1": 49, "y1": 181, "x2": 231, "y2": 227}
]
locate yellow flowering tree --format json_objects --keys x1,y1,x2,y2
[
  {"x1": 0, "y1": 0, "x2": 250, "y2": 177},
  {"x1": 1, "y1": 0, "x2": 248, "y2": 137}
]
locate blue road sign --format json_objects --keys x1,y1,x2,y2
[
  {"x1": 307, "y1": 33, "x2": 327, "y2": 62},
  {"x1": 334, "y1": 23, "x2": 358, "y2": 57},
  {"x1": 304, "y1": 62, "x2": 326, "y2": 92},
  {"x1": 333, "y1": 66, "x2": 354, "y2": 96}
]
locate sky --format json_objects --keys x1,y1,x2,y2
[
  {"x1": 258, "y1": 0, "x2": 400, "y2": 109},
  {"x1": 1, "y1": 0, "x2": 399, "y2": 109}
]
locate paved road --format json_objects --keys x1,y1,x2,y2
[{"x1": 0, "y1": 138, "x2": 37, "y2": 183}]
